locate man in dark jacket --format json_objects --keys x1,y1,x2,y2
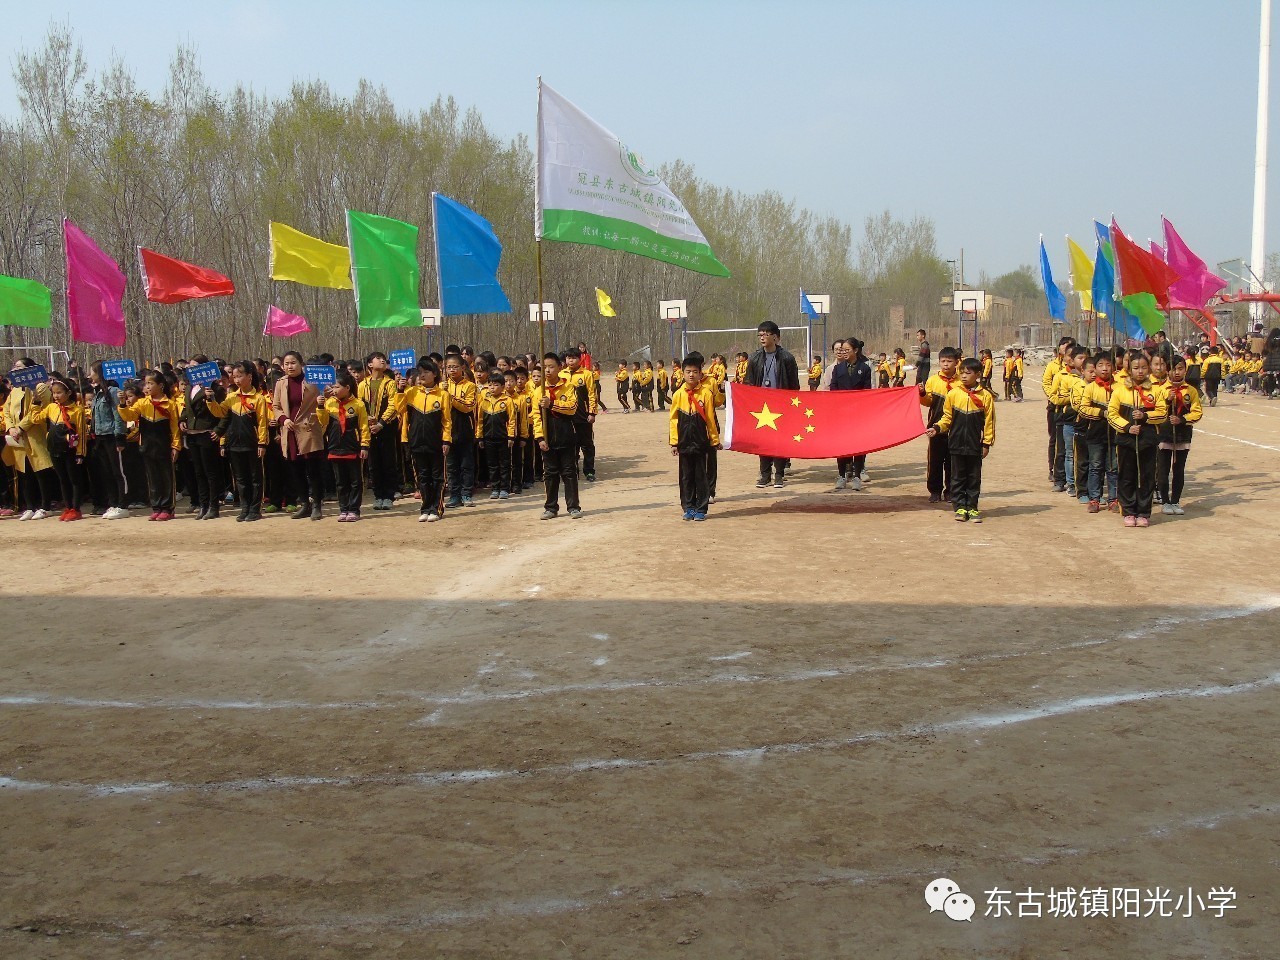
[{"x1": 743, "y1": 320, "x2": 800, "y2": 488}]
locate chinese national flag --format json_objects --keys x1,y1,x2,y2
[
  {"x1": 138, "y1": 247, "x2": 236, "y2": 304},
  {"x1": 723, "y1": 383, "x2": 926, "y2": 459}
]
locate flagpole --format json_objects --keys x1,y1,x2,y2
[{"x1": 536, "y1": 240, "x2": 545, "y2": 359}]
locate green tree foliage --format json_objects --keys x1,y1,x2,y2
[{"x1": 0, "y1": 25, "x2": 954, "y2": 363}]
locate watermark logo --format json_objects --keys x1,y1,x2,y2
[{"x1": 925, "y1": 878, "x2": 973, "y2": 921}]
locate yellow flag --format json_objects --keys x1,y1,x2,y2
[
  {"x1": 269, "y1": 221, "x2": 353, "y2": 290},
  {"x1": 1066, "y1": 236, "x2": 1094, "y2": 313},
  {"x1": 595, "y1": 287, "x2": 617, "y2": 317}
]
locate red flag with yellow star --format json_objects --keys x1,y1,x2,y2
[{"x1": 723, "y1": 383, "x2": 926, "y2": 458}]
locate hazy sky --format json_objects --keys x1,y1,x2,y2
[{"x1": 1, "y1": 0, "x2": 1274, "y2": 285}]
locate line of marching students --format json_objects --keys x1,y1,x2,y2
[
  {"x1": 1039, "y1": 335, "x2": 1204, "y2": 527},
  {"x1": 0, "y1": 344, "x2": 613, "y2": 523}
]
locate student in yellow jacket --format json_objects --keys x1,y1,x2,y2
[
  {"x1": 398, "y1": 359, "x2": 453, "y2": 521},
  {"x1": 4, "y1": 368, "x2": 56, "y2": 518},
  {"x1": 204, "y1": 362, "x2": 270, "y2": 522},
  {"x1": 1106, "y1": 352, "x2": 1167, "y2": 526},
  {"x1": 476, "y1": 372, "x2": 518, "y2": 499},
  {"x1": 531, "y1": 353, "x2": 582, "y2": 519},
  {"x1": 118, "y1": 369, "x2": 182, "y2": 520},
  {"x1": 669, "y1": 355, "x2": 721, "y2": 520},
  {"x1": 1077, "y1": 351, "x2": 1120, "y2": 511},
  {"x1": 918, "y1": 346, "x2": 961, "y2": 502},
  {"x1": 28, "y1": 376, "x2": 91, "y2": 520},
  {"x1": 444, "y1": 355, "x2": 478, "y2": 507},
  {"x1": 317, "y1": 371, "x2": 370, "y2": 521},
  {"x1": 358, "y1": 354, "x2": 401, "y2": 510},
  {"x1": 614, "y1": 362, "x2": 631, "y2": 412},
  {"x1": 927, "y1": 357, "x2": 995, "y2": 522},
  {"x1": 1156, "y1": 355, "x2": 1203, "y2": 516}
]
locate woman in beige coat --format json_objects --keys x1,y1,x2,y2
[
  {"x1": 4, "y1": 361, "x2": 56, "y2": 519},
  {"x1": 272, "y1": 350, "x2": 327, "y2": 519}
]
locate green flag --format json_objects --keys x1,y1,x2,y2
[
  {"x1": 345, "y1": 210, "x2": 421, "y2": 328},
  {"x1": 1121, "y1": 292, "x2": 1166, "y2": 335},
  {"x1": 0, "y1": 274, "x2": 52, "y2": 328}
]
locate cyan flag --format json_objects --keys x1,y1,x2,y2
[
  {"x1": 1039, "y1": 239, "x2": 1068, "y2": 321},
  {"x1": 800, "y1": 290, "x2": 820, "y2": 320},
  {"x1": 432, "y1": 193, "x2": 512, "y2": 316}
]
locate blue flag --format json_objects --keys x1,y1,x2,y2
[
  {"x1": 1039, "y1": 238, "x2": 1068, "y2": 321},
  {"x1": 432, "y1": 193, "x2": 513, "y2": 316},
  {"x1": 800, "y1": 290, "x2": 820, "y2": 320},
  {"x1": 1091, "y1": 223, "x2": 1144, "y2": 341}
]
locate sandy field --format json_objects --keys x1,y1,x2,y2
[{"x1": 1, "y1": 375, "x2": 1278, "y2": 958}]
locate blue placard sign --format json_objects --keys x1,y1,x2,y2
[
  {"x1": 186, "y1": 361, "x2": 221, "y2": 387},
  {"x1": 389, "y1": 349, "x2": 417, "y2": 372},
  {"x1": 9, "y1": 364, "x2": 48, "y2": 388},
  {"x1": 304, "y1": 364, "x2": 336, "y2": 387},
  {"x1": 102, "y1": 359, "x2": 136, "y2": 382}
]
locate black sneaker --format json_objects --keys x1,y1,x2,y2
[
  {"x1": 584, "y1": 473, "x2": 596, "y2": 482},
  {"x1": 756, "y1": 477, "x2": 770, "y2": 488}
]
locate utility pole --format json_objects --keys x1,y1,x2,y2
[{"x1": 1251, "y1": 0, "x2": 1272, "y2": 327}]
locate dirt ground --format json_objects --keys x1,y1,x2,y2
[{"x1": 1, "y1": 373, "x2": 1278, "y2": 959}]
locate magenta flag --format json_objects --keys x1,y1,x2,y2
[
  {"x1": 1162, "y1": 217, "x2": 1227, "y2": 310},
  {"x1": 64, "y1": 219, "x2": 126, "y2": 347},
  {"x1": 263, "y1": 304, "x2": 312, "y2": 337}
]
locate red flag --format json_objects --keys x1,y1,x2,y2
[
  {"x1": 724, "y1": 383, "x2": 926, "y2": 459},
  {"x1": 1110, "y1": 220, "x2": 1179, "y2": 309},
  {"x1": 138, "y1": 247, "x2": 235, "y2": 304}
]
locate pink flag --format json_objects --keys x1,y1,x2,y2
[
  {"x1": 64, "y1": 219, "x2": 126, "y2": 347},
  {"x1": 263, "y1": 304, "x2": 312, "y2": 337},
  {"x1": 1162, "y1": 217, "x2": 1227, "y2": 310}
]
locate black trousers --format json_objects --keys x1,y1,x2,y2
[
  {"x1": 1073, "y1": 430, "x2": 1087, "y2": 492},
  {"x1": 1204, "y1": 375, "x2": 1220, "y2": 401},
  {"x1": 950, "y1": 453, "x2": 983, "y2": 512},
  {"x1": 140, "y1": 442, "x2": 174, "y2": 512},
  {"x1": 510, "y1": 439, "x2": 525, "y2": 491},
  {"x1": 49, "y1": 448, "x2": 86, "y2": 510},
  {"x1": 19, "y1": 468, "x2": 55, "y2": 512},
  {"x1": 542, "y1": 445, "x2": 580, "y2": 513},
  {"x1": 367, "y1": 427, "x2": 399, "y2": 500},
  {"x1": 91, "y1": 437, "x2": 127, "y2": 509},
  {"x1": 186, "y1": 432, "x2": 223, "y2": 511},
  {"x1": 410, "y1": 447, "x2": 445, "y2": 513},
  {"x1": 678, "y1": 449, "x2": 710, "y2": 513},
  {"x1": 573, "y1": 418, "x2": 595, "y2": 476},
  {"x1": 1157, "y1": 447, "x2": 1191, "y2": 504},
  {"x1": 926, "y1": 433, "x2": 951, "y2": 496},
  {"x1": 483, "y1": 439, "x2": 512, "y2": 493},
  {"x1": 0, "y1": 460, "x2": 13, "y2": 509},
  {"x1": 707, "y1": 448, "x2": 718, "y2": 498},
  {"x1": 228, "y1": 449, "x2": 261, "y2": 517},
  {"x1": 915, "y1": 360, "x2": 930, "y2": 385},
  {"x1": 333, "y1": 458, "x2": 363, "y2": 514},
  {"x1": 263, "y1": 441, "x2": 287, "y2": 507},
  {"x1": 837, "y1": 454, "x2": 866, "y2": 478},
  {"x1": 758, "y1": 455, "x2": 784, "y2": 482},
  {"x1": 289, "y1": 453, "x2": 326, "y2": 507},
  {"x1": 446, "y1": 434, "x2": 476, "y2": 502},
  {"x1": 616, "y1": 384, "x2": 630, "y2": 409},
  {"x1": 657, "y1": 383, "x2": 669, "y2": 409},
  {"x1": 1117, "y1": 443, "x2": 1157, "y2": 517}
]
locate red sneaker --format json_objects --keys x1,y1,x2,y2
[
  {"x1": 1087, "y1": 500, "x2": 1100, "y2": 514},
  {"x1": 148, "y1": 512, "x2": 160, "y2": 521},
  {"x1": 58, "y1": 509, "x2": 71, "y2": 521},
  {"x1": 156, "y1": 511, "x2": 172, "y2": 521},
  {"x1": 66, "y1": 509, "x2": 82, "y2": 521}
]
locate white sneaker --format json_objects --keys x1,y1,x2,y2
[
  {"x1": 18, "y1": 510, "x2": 34, "y2": 521},
  {"x1": 858, "y1": 471, "x2": 870, "y2": 481},
  {"x1": 849, "y1": 475, "x2": 863, "y2": 491},
  {"x1": 418, "y1": 512, "x2": 430, "y2": 522},
  {"x1": 426, "y1": 512, "x2": 439, "y2": 522},
  {"x1": 102, "y1": 507, "x2": 122, "y2": 519},
  {"x1": 834, "y1": 476, "x2": 846, "y2": 491},
  {"x1": 1171, "y1": 503, "x2": 1185, "y2": 515},
  {"x1": 31, "y1": 509, "x2": 49, "y2": 520}
]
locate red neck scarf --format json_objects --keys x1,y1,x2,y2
[
  {"x1": 961, "y1": 386, "x2": 985, "y2": 409},
  {"x1": 1133, "y1": 382, "x2": 1156, "y2": 410}
]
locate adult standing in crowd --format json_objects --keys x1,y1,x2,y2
[
  {"x1": 744, "y1": 320, "x2": 800, "y2": 488},
  {"x1": 914, "y1": 329, "x2": 931, "y2": 385},
  {"x1": 828, "y1": 337, "x2": 872, "y2": 490},
  {"x1": 273, "y1": 351, "x2": 327, "y2": 519},
  {"x1": 4, "y1": 358, "x2": 55, "y2": 520}
]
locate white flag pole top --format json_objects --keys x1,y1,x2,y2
[{"x1": 535, "y1": 79, "x2": 730, "y2": 278}]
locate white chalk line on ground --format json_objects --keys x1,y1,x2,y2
[
  {"x1": 2, "y1": 670, "x2": 1276, "y2": 799},
  {"x1": 1197, "y1": 428, "x2": 1280, "y2": 452},
  {"x1": 3, "y1": 599, "x2": 1276, "y2": 716}
]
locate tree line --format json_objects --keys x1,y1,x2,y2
[{"x1": 2, "y1": 24, "x2": 964, "y2": 365}]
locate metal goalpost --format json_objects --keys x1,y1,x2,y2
[{"x1": 681, "y1": 325, "x2": 812, "y2": 368}]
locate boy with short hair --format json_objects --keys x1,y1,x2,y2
[
  {"x1": 476, "y1": 371, "x2": 517, "y2": 499},
  {"x1": 1078, "y1": 352, "x2": 1119, "y2": 513},
  {"x1": 669, "y1": 353, "x2": 721, "y2": 521},
  {"x1": 926, "y1": 357, "x2": 995, "y2": 522},
  {"x1": 919, "y1": 345, "x2": 960, "y2": 502},
  {"x1": 532, "y1": 353, "x2": 583, "y2": 519},
  {"x1": 562, "y1": 347, "x2": 599, "y2": 480},
  {"x1": 443, "y1": 355, "x2": 478, "y2": 507}
]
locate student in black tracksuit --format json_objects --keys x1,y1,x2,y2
[
  {"x1": 828, "y1": 337, "x2": 872, "y2": 490},
  {"x1": 183, "y1": 375, "x2": 226, "y2": 519},
  {"x1": 476, "y1": 372, "x2": 517, "y2": 498},
  {"x1": 532, "y1": 353, "x2": 583, "y2": 519},
  {"x1": 927, "y1": 357, "x2": 996, "y2": 522},
  {"x1": 399, "y1": 359, "x2": 452, "y2": 521},
  {"x1": 562, "y1": 347, "x2": 598, "y2": 481},
  {"x1": 669, "y1": 353, "x2": 721, "y2": 520},
  {"x1": 743, "y1": 320, "x2": 801, "y2": 487}
]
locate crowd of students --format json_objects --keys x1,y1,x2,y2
[{"x1": 3, "y1": 323, "x2": 1274, "y2": 528}]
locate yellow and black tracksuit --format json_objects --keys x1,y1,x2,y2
[
  {"x1": 207, "y1": 390, "x2": 270, "y2": 520},
  {"x1": 655, "y1": 366, "x2": 671, "y2": 409},
  {"x1": 317, "y1": 396, "x2": 370, "y2": 515},
  {"x1": 358, "y1": 374, "x2": 400, "y2": 503},
  {"x1": 1106, "y1": 379, "x2": 1168, "y2": 518},
  {"x1": 118, "y1": 395, "x2": 181, "y2": 513},
  {"x1": 1156, "y1": 381, "x2": 1202, "y2": 506},
  {"x1": 562, "y1": 365, "x2": 598, "y2": 478},
  {"x1": 615, "y1": 368, "x2": 631, "y2": 410},
  {"x1": 476, "y1": 391, "x2": 517, "y2": 495},
  {"x1": 398, "y1": 385, "x2": 452, "y2": 515},
  {"x1": 531, "y1": 380, "x2": 580, "y2": 514},
  {"x1": 1201, "y1": 354, "x2": 1223, "y2": 403},
  {"x1": 932, "y1": 384, "x2": 995, "y2": 513},
  {"x1": 33, "y1": 401, "x2": 89, "y2": 511},
  {"x1": 808, "y1": 361, "x2": 823, "y2": 391},
  {"x1": 1077, "y1": 376, "x2": 1118, "y2": 505},
  {"x1": 920, "y1": 371, "x2": 958, "y2": 498},
  {"x1": 669, "y1": 382, "x2": 720, "y2": 515},
  {"x1": 445, "y1": 376, "x2": 478, "y2": 504},
  {"x1": 1050, "y1": 367, "x2": 1083, "y2": 490}
]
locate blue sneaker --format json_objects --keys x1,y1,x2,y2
[
  {"x1": 682, "y1": 509, "x2": 694, "y2": 520},
  {"x1": 693, "y1": 512, "x2": 707, "y2": 521}
]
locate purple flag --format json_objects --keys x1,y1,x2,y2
[
  {"x1": 64, "y1": 219, "x2": 126, "y2": 347},
  {"x1": 1162, "y1": 217, "x2": 1227, "y2": 310},
  {"x1": 263, "y1": 304, "x2": 312, "y2": 337}
]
